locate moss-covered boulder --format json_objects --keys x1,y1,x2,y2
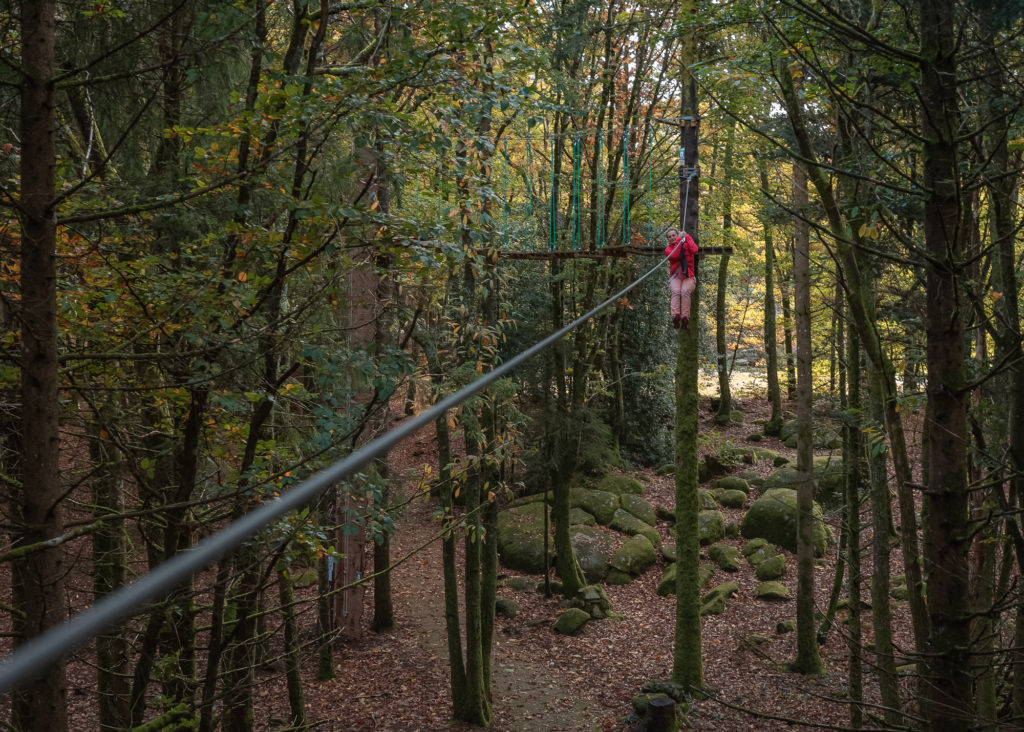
[
  {"x1": 657, "y1": 562, "x2": 714, "y2": 596},
  {"x1": 570, "y1": 525, "x2": 614, "y2": 583},
  {"x1": 713, "y1": 476, "x2": 750, "y2": 493},
  {"x1": 656, "y1": 504, "x2": 675, "y2": 521},
  {"x1": 570, "y1": 486, "x2": 620, "y2": 525},
  {"x1": 776, "y1": 619, "x2": 796, "y2": 634},
  {"x1": 698, "y1": 510, "x2": 726, "y2": 545},
  {"x1": 718, "y1": 489, "x2": 747, "y2": 509},
  {"x1": 746, "y1": 544, "x2": 778, "y2": 567},
  {"x1": 743, "y1": 537, "x2": 770, "y2": 557},
  {"x1": 698, "y1": 489, "x2": 719, "y2": 510},
  {"x1": 506, "y1": 490, "x2": 552, "y2": 508},
  {"x1": 757, "y1": 582, "x2": 791, "y2": 601},
  {"x1": 740, "y1": 488, "x2": 831, "y2": 556},
  {"x1": 661, "y1": 541, "x2": 677, "y2": 563},
  {"x1": 596, "y1": 474, "x2": 645, "y2": 495},
  {"x1": 620, "y1": 494, "x2": 657, "y2": 526},
  {"x1": 609, "y1": 534, "x2": 656, "y2": 576},
  {"x1": 700, "y1": 453, "x2": 735, "y2": 482},
  {"x1": 813, "y1": 455, "x2": 845, "y2": 507},
  {"x1": 657, "y1": 463, "x2": 675, "y2": 476},
  {"x1": 609, "y1": 509, "x2": 661, "y2": 547},
  {"x1": 708, "y1": 544, "x2": 741, "y2": 572},
  {"x1": 571, "y1": 584, "x2": 614, "y2": 619},
  {"x1": 605, "y1": 569, "x2": 632, "y2": 585},
  {"x1": 764, "y1": 457, "x2": 843, "y2": 507},
  {"x1": 725, "y1": 521, "x2": 740, "y2": 538},
  {"x1": 755, "y1": 554, "x2": 787, "y2": 581},
  {"x1": 503, "y1": 576, "x2": 535, "y2": 591},
  {"x1": 569, "y1": 507, "x2": 596, "y2": 526},
  {"x1": 780, "y1": 419, "x2": 841, "y2": 450},
  {"x1": 740, "y1": 447, "x2": 782, "y2": 466},
  {"x1": 495, "y1": 596, "x2": 521, "y2": 618},
  {"x1": 554, "y1": 607, "x2": 591, "y2": 636},
  {"x1": 700, "y1": 581, "x2": 739, "y2": 615},
  {"x1": 497, "y1": 503, "x2": 553, "y2": 573}
]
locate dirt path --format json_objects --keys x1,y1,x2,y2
[{"x1": 282, "y1": 396, "x2": 906, "y2": 730}]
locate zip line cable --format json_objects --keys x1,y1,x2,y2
[{"x1": 0, "y1": 245, "x2": 678, "y2": 695}]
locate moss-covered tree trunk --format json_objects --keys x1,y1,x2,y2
[
  {"x1": 713, "y1": 122, "x2": 735, "y2": 425},
  {"x1": 277, "y1": 564, "x2": 306, "y2": 729},
  {"x1": 88, "y1": 410, "x2": 130, "y2": 731},
  {"x1": 845, "y1": 326, "x2": 863, "y2": 729},
  {"x1": 759, "y1": 159, "x2": 783, "y2": 436},
  {"x1": 791, "y1": 160, "x2": 823, "y2": 675},
  {"x1": 779, "y1": 264, "x2": 796, "y2": 400},
  {"x1": 671, "y1": 0, "x2": 702, "y2": 691},
  {"x1": 778, "y1": 59, "x2": 931, "y2": 671}
]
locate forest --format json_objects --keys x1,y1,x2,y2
[{"x1": 2, "y1": 0, "x2": 1023, "y2": 729}]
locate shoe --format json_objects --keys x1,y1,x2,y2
[
  {"x1": 679, "y1": 316, "x2": 689, "y2": 330},
  {"x1": 672, "y1": 315, "x2": 680, "y2": 329}
]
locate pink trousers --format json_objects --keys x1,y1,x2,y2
[{"x1": 670, "y1": 276, "x2": 695, "y2": 319}]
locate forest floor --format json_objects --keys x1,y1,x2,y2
[{"x1": 270, "y1": 388, "x2": 920, "y2": 731}]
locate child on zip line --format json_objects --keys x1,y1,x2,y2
[{"x1": 665, "y1": 227, "x2": 698, "y2": 330}]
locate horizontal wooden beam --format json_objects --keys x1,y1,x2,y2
[{"x1": 496, "y1": 245, "x2": 733, "y2": 260}]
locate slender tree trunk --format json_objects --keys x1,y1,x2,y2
[
  {"x1": 277, "y1": 565, "x2": 306, "y2": 729},
  {"x1": 89, "y1": 412, "x2": 130, "y2": 731},
  {"x1": 868, "y1": 368, "x2": 902, "y2": 724},
  {"x1": 759, "y1": 160, "x2": 782, "y2": 435},
  {"x1": 791, "y1": 160, "x2": 823, "y2": 675},
  {"x1": 778, "y1": 61, "x2": 931, "y2": 672},
  {"x1": 779, "y1": 259, "x2": 796, "y2": 400},
  {"x1": 419, "y1": 333, "x2": 468, "y2": 714},
  {"x1": 714, "y1": 123, "x2": 735, "y2": 425},
  {"x1": 16, "y1": 3, "x2": 68, "y2": 728},
  {"x1": 845, "y1": 324, "x2": 863, "y2": 729},
  {"x1": 920, "y1": 1, "x2": 972, "y2": 725},
  {"x1": 671, "y1": 0, "x2": 702, "y2": 690}
]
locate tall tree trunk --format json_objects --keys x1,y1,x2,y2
[
  {"x1": 791, "y1": 160, "x2": 823, "y2": 674},
  {"x1": 89, "y1": 411, "x2": 130, "y2": 731},
  {"x1": 277, "y1": 564, "x2": 306, "y2": 729},
  {"x1": 759, "y1": 160, "x2": 783, "y2": 435},
  {"x1": 779, "y1": 257, "x2": 797, "y2": 400},
  {"x1": 778, "y1": 60, "x2": 931, "y2": 671},
  {"x1": 714, "y1": 123, "x2": 735, "y2": 425},
  {"x1": 868, "y1": 367, "x2": 902, "y2": 724},
  {"x1": 920, "y1": 0, "x2": 971, "y2": 725},
  {"x1": 418, "y1": 333, "x2": 468, "y2": 714},
  {"x1": 15, "y1": 2, "x2": 68, "y2": 729},
  {"x1": 845, "y1": 324, "x2": 864, "y2": 729},
  {"x1": 671, "y1": 0, "x2": 702, "y2": 691}
]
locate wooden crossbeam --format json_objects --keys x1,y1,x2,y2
[{"x1": 496, "y1": 245, "x2": 732, "y2": 260}]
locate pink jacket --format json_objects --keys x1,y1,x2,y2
[{"x1": 665, "y1": 233, "x2": 698, "y2": 279}]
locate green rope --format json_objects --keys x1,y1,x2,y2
[
  {"x1": 502, "y1": 138, "x2": 509, "y2": 249},
  {"x1": 623, "y1": 126, "x2": 630, "y2": 246},
  {"x1": 526, "y1": 138, "x2": 534, "y2": 250},
  {"x1": 549, "y1": 135, "x2": 556, "y2": 251},
  {"x1": 572, "y1": 134, "x2": 581, "y2": 250},
  {"x1": 597, "y1": 133, "x2": 605, "y2": 249},
  {"x1": 647, "y1": 131, "x2": 653, "y2": 236}
]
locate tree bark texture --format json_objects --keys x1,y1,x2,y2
[
  {"x1": 920, "y1": 0, "x2": 972, "y2": 725},
  {"x1": 16, "y1": 1, "x2": 68, "y2": 728},
  {"x1": 791, "y1": 160, "x2": 823, "y2": 675},
  {"x1": 672, "y1": 0, "x2": 702, "y2": 690}
]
